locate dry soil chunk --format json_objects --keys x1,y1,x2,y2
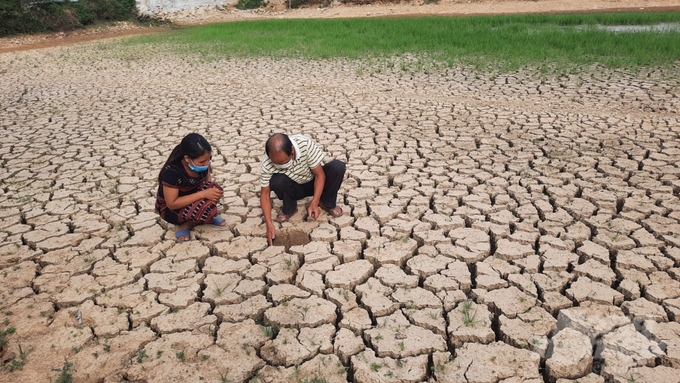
[
  {"x1": 260, "y1": 327, "x2": 316, "y2": 367},
  {"x1": 447, "y1": 227, "x2": 490, "y2": 263},
  {"x1": 352, "y1": 349, "x2": 428, "y2": 383},
  {"x1": 640, "y1": 320, "x2": 680, "y2": 368},
  {"x1": 334, "y1": 327, "x2": 365, "y2": 364},
  {"x1": 259, "y1": 353, "x2": 347, "y2": 383},
  {"x1": 481, "y1": 286, "x2": 537, "y2": 319},
  {"x1": 447, "y1": 300, "x2": 495, "y2": 347},
  {"x1": 621, "y1": 298, "x2": 669, "y2": 324},
  {"x1": 557, "y1": 302, "x2": 630, "y2": 343},
  {"x1": 574, "y1": 259, "x2": 617, "y2": 285},
  {"x1": 577, "y1": 240, "x2": 611, "y2": 265},
  {"x1": 364, "y1": 237, "x2": 418, "y2": 266},
  {"x1": 325, "y1": 259, "x2": 374, "y2": 290},
  {"x1": 566, "y1": 276, "x2": 624, "y2": 305},
  {"x1": 499, "y1": 306, "x2": 556, "y2": 357},
  {"x1": 597, "y1": 324, "x2": 664, "y2": 367},
  {"x1": 216, "y1": 319, "x2": 271, "y2": 350},
  {"x1": 366, "y1": 321, "x2": 447, "y2": 358},
  {"x1": 494, "y1": 238, "x2": 535, "y2": 260},
  {"x1": 340, "y1": 306, "x2": 373, "y2": 335},
  {"x1": 214, "y1": 294, "x2": 272, "y2": 323},
  {"x1": 264, "y1": 296, "x2": 336, "y2": 329},
  {"x1": 546, "y1": 328, "x2": 593, "y2": 379},
  {"x1": 150, "y1": 301, "x2": 214, "y2": 334},
  {"x1": 374, "y1": 264, "x2": 419, "y2": 288},
  {"x1": 556, "y1": 373, "x2": 604, "y2": 383},
  {"x1": 645, "y1": 271, "x2": 680, "y2": 303},
  {"x1": 391, "y1": 287, "x2": 441, "y2": 309},
  {"x1": 611, "y1": 366, "x2": 680, "y2": 383},
  {"x1": 431, "y1": 342, "x2": 541, "y2": 382}
]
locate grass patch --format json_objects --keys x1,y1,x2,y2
[
  {"x1": 55, "y1": 362, "x2": 73, "y2": 383},
  {"x1": 0, "y1": 326, "x2": 16, "y2": 349},
  {"x1": 121, "y1": 11, "x2": 680, "y2": 71}
]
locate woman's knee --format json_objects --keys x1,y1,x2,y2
[
  {"x1": 202, "y1": 202, "x2": 219, "y2": 222},
  {"x1": 181, "y1": 199, "x2": 219, "y2": 224}
]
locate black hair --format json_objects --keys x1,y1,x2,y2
[
  {"x1": 265, "y1": 133, "x2": 293, "y2": 157},
  {"x1": 158, "y1": 133, "x2": 211, "y2": 183}
]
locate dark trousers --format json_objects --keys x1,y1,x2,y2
[{"x1": 270, "y1": 160, "x2": 346, "y2": 215}]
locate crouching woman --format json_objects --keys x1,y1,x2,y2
[{"x1": 155, "y1": 133, "x2": 226, "y2": 241}]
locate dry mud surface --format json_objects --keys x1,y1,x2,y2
[{"x1": 1, "y1": 2, "x2": 680, "y2": 383}]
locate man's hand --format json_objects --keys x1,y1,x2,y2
[
  {"x1": 308, "y1": 165, "x2": 325, "y2": 221},
  {"x1": 202, "y1": 187, "x2": 223, "y2": 202},
  {"x1": 260, "y1": 186, "x2": 276, "y2": 246},
  {"x1": 307, "y1": 203, "x2": 321, "y2": 221},
  {"x1": 266, "y1": 222, "x2": 276, "y2": 246}
]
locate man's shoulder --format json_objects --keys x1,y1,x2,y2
[
  {"x1": 261, "y1": 156, "x2": 274, "y2": 170},
  {"x1": 291, "y1": 134, "x2": 320, "y2": 152},
  {"x1": 261, "y1": 153, "x2": 271, "y2": 164},
  {"x1": 290, "y1": 133, "x2": 311, "y2": 144}
]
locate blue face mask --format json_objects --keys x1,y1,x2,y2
[{"x1": 188, "y1": 159, "x2": 209, "y2": 173}]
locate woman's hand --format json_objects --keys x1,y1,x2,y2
[{"x1": 202, "y1": 187, "x2": 223, "y2": 202}]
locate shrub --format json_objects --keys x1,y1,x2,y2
[
  {"x1": 235, "y1": 0, "x2": 266, "y2": 10},
  {"x1": 35, "y1": 2, "x2": 82, "y2": 31},
  {"x1": 287, "y1": 0, "x2": 304, "y2": 9},
  {"x1": 0, "y1": 0, "x2": 44, "y2": 35},
  {"x1": 0, "y1": 0, "x2": 138, "y2": 37},
  {"x1": 285, "y1": 0, "x2": 331, "y2": 9},
  {"x1": 89, "y1": 0, "x2": 137, "y2": 20}
]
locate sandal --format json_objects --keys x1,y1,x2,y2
[
  {"x1": 175, "y1": 228, "x2": 191, "y2": 242},
  {"x1": 275, "y1": 208, "x2": 297, "y2": 223},
  {"x1": 320, "y1": 205, "x2": 343, "y2": 218},
  {"x1": 211, "y1": 216, "x2": 226, "y2": 226}
]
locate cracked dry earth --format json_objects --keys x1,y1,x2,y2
[{"x1": 1, "y1": 43, "x2": 680, "y2": 383}]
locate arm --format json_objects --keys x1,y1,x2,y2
[
  {"x1": 307, "y1": 165, "x2": 325, "y2": 220},
  {"x1": 163, "y1": 185, "x2": 208, "y2": 211},
  {"x1": 260, "y1": 186, "x2": 276, "y2": 245}
]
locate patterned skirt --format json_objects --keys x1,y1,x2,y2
[{"x1": 156, "y1": 181, "x2": 222, "y2": 225}]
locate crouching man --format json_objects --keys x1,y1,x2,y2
[{"x1": 259, "y1": 133, "x2": 346, "y2": 245}]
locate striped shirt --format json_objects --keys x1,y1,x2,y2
[{"x1": 260, "y1": 134, "x2": 325, "y2": 187}]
